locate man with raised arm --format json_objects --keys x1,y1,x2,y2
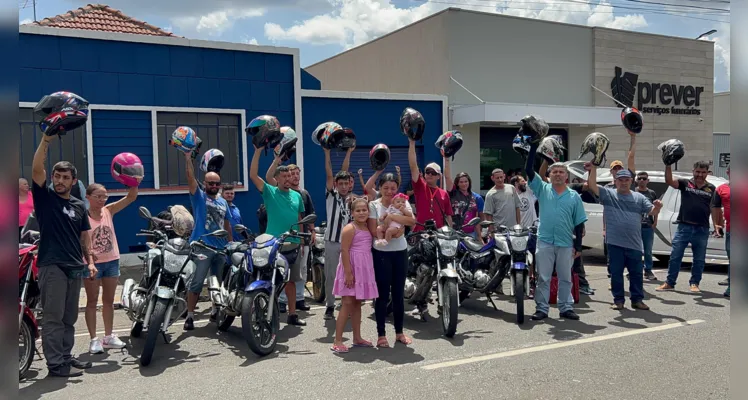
[{"x1": 408, "y1": 139, "x2": 452, "y2": 231}]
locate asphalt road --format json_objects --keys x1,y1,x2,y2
[{"x1": 19, "y1": 253, "x2": 730, "y2": 400}]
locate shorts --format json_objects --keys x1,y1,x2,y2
[
  {"x1": 95, "y1": 259, "x2": 120, "y2": 279},
  {"x1": 189, "y1": 249, "x2": 225, "y2": 294},
  {"x1": 280, "y1": 243, "x2": 303, "y2": 282}
]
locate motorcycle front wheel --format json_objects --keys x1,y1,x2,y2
[
  {"x1": 311, "y1": 262, "x2": 325, "y2": 303},
  {"x1": 141, "y1": 298, "x2": 169, "y2": 366},
  {"x1": 19, "y1": 319, "x2": 34, "y2": 379},
  {"x1": 513, "y1": 271, "x2": 525, "y2": 325},
  {"x1": 216, "y1": 307, "x2": 235, "y2": 332},
  {"x1": 241, "y1": 291, "x2": 280, "y2": 357},
  {"x1": 441, "y1": 279, "x2": 459, "y2": 338}
]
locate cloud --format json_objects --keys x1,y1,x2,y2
[
  {"x1": 264, "y1": 0, "x2": 648, "y2": 47},
  {"x1": 173, "y1": 8, "x2": 266, "y2": 36},
  {"x1": 699, "y1": 22, "x2": 731, "y2": 89},
  {"x1": 241, "y1": 35, "x2": 260, "y2": 45},
  {"x1": 19, "y1": 18, "x2": 32, "y2": 25}
]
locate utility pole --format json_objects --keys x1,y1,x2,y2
[{"x1": 33, "y1": 0, "x2": 37, "y2": 22}]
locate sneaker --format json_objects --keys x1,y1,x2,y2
[
  {"x1": 48, "y1": 365, "x2": 84, "y2": 378},
  {"x1": 89, "y1": 338, "x2": 104, "y2": 354},
  {"x1": 632, "y1": 302, "x2": 650, "y2": 310},
  {"x1": 69, "y1": 358, "x2": 92, "y2": 369},
  {"x1": 279, "y1": 302, "x2": 287, "y2": 314},
  {"x1": 287, "y1": 314, "x2": 307, "y2": 326},
  {"x1": 102, "y1": 334, "x2": 126, "y2": 349},
  {"x1": 296, "y1": 300, "x2": 311, "y2": 311},
  {"x1": 323, "y1": 306, "x2": 335, "y2": 320},
  {"x1": 530, "y1": 311, "x2": 547, "y2": 321},
  {"x1": 580, "y1": 286, "x2": 595, "y2": 296},
  {"x1": 559, "y1": 310, "x2": 580, "y2": 320},
  {"x1": 689, "y1": 284, "x2": 701, "y2": 293},
  {"x1": 610, "y1": 303, "x2": 624, "y2": 310},
  {"x1": 183, "y1": 317, "x2": 194, "y2": 331},
  {"x1": 656, "y1": 283, "x2": 674, "y2": 292},
  {"x1": 644, "y1": 270, "x2": 657, "y2": 281},
  {"x1": 718, "y1": 278, "x2": 729, "y2": 286}
]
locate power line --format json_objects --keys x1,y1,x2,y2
[{"x1": 614, "y1": 0, "x2": 729, "y2": 12}]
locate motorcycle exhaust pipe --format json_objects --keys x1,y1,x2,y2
[
  {"x1": 121, "y1": 278, "x2": 136, "y2": 309},
  {"x1": 208, "y1": 275, "x2": 222, "y2": 306}
]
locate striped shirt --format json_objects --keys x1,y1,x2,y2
[{"x1": 325, "y1": 189, "x2": 350, "y2": 243}]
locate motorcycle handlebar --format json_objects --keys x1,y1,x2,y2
[{"x1": 190, "y1": 240, "x2": 226, "y2": 255}]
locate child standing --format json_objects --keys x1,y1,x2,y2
[
  {"x1": 374, "y1": 193, "x2": 408, "y2": 247},
  {"x1": 331, "y1": 196, "x2": 379, "y2": 353}
]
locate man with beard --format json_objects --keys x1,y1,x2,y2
[
  {"x1": 408, "y1": 138, "x2": 452, "y2": 230},
  {"x1": 183, "y1": 150, "x2": 233, "y2": 330},
  {"x1": 32, "y1": 134, "x2": 96, "y2": 377},
  {"x1": 266, "y1": 159, "x2": 318, "y2": 313},
  {"x1": 483, "y1": 169, "x2": 521, "y2": 231},
  {"x1": 251, "y1": 145, "x2": 307, "y2": 326},
  {"x1": 510, "y1": 175, "x2": 536, "y2": 228}
]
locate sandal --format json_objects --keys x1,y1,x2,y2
[
  {"x1": 330, "y1": 344, "x2": 349, "y2": 353},
  {"x1": 352, "y1": 339, "x2": 374, "y2": 348},
  {"x1": 376, "y1": 337, "x2": 390, "y2": 348},
  {"x1": 395, "y1": 334, "x2": 412, "y2": 345}
]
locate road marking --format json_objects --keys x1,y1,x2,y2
[{"x1": 421, "y1": 319, "x2": 706, "y2": 370}]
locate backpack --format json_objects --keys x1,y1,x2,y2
[{"x1": 257, "y1": 204, "x2": 268, "y2": 234}]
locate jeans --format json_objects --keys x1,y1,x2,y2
[
  {"x1": 608, "y1": 244, "x2": 644, "y2": 304},
  {"x1": 190, "y1": 249, "x2": 225, "y2": 294},
  {"x1": 39, "y1": 265, "x2": 82, "y2": 371},
  {"x1": 373, "y1": 248, "x2": 407, "y2": 337},
  {"x1": 641, "y1": 227, "x2": 654, "y2": 272},
  {"x1": 280, "y1": 245, "x2": 309, "y2": 304},
  {"x1": 535, "y1": 241, "x2": 574, "y2": 314},
  {"x1": 94, "y1": 259, "x2": 120, "y2": 279},
  {"x1": 666, "y1": 224, "x2": 709, "y2": 287}
]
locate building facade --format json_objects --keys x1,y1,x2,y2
[
  {"x1": 306, "y1": 8, "x2": 715, "y2": 193},
  {"x1": 712, "y1": 92, "x2": 729, "y2": 178}
]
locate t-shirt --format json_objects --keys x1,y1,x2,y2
[
  {"x1": 189, "y1": 187, "x2": 230, "y2": 248},
  {"x1": 483, "y1": 185, "x2": 521, "y2": 227},
  {"x1": 225, "y1": 203, "x2": 243, "y2": 240},
  {"x1": 32, "y1": 180, "x2": 90, "y2": 271},
  {"x1": 368, "y1": 199, "x2": 412, "y2": 252},
  {"x1": 528, "y1": 175, "x2": 587, "y2": 248},
  {"x1": 88, "y1": 207, "x2": 120, "y2": 263},
  {"x1": 295, "y1": 188, "x2": 315, "y2": 219},
  {"x1": 598, "y1": 186, "x2": 653, "y2": 252},
  {"x1": 517, "y1": 189, "x2": 538, "y2": 228},
  {"x1": 263, "y1": 182, "x2": 305, "y2": 244},
  {"x1": 448, "y1": 188, "x2": 484, "y2": 233},
  {"x1": 711, "y1": 184, "x2": 730, "y2": 232},
  {"x1": 19, "y1": 193, "x2": 34, "y2": 227},
  {"x1": 676, "y1": 178, "x2": 716, "y2": 227},
  {"x1": 569, "y1": 183, "x2": 598, "y2": 204},
  {"x1": 325, "y1": 189, "x2": 350, "y2": 243},
  {"x1": 412, "y1": 175, "x2": 452, "y2": 231},
  {"x1": 635, "y1": 188, "x2": 658, "y2": 227}
]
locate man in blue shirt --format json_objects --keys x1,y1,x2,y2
[
  {"x1": 183, "y1": 151, "x2": 233, "y2": 331},
  {"x1": 587, "y1": 165, "x2": 662, "y2": 310},
  {"x1": 525, "y1": 142, "x2": 587, "y2": 321},
  {"x1": 221, "y1": 184, "x2": 243, "y2": 240}
]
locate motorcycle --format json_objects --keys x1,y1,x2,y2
[
  {"x1": 455, "y1": 218, "x2": 501, "y2": 302},
  {"x1": 307, "y1": 222, "x2": 326, "y2": 303},
  {"x1": 405, "y1": 219, "x2": 462, "y2": 338},
  {"x1": 19, "y1": 229, "x2": 41, "y2": 380},
  {"x1": 233, "y1": 214, "x2": 316, "y2": 356},
  {"x1": 211, "y1": 226, "x2": 253, "y2": 332},
  {"x1": 121, "y1": 206, "x2": 228, "y2": 366}
]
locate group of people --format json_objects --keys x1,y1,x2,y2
[{"x1": 23, "y1": 116, "x2": 730, "y2": 375}]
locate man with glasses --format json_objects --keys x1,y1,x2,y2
[
  {"x1": 635, "y1": 172, "x2": 658, "y2": 280},
  {"x1": 408, "y1": 139, "x2": 452, "y2": 230},
  {"x1": 183, "y1": 150, "x2": 233, "y2": 331}
]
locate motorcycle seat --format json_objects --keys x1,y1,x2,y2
[{"x1": 463, "y1": 238, "x2": 485, "y2": 252}]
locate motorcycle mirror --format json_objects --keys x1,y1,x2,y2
[
  {"x1": 320, "y1": 222, "x2": 327, "y2": 228},
  {"x1": 466, "y1": 217, "x2": 481, "y2": 226},
  {"x1": 499, "y1": 225, "x2": 508, "y2": 231},
  {"x1": 138, "y1": 206, "x2": 152, "y2": 220},
  {"x1": 479, "y1": 220, "x2": 494, "y2": 228},
  {"x1": 298, "y1": 213, "x2": 317, "y2": 225},
  {"x1": 234, "y1": 224, "x2": 247, "y2": 233},
  {"x1": 205, "y1": 229, "x2": 229, "y2": 238}
]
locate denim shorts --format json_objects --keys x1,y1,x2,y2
[{"x1": 95, "y1": 259, "x2": 120, "y2": 279}]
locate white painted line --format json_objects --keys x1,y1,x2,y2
[{"x1": 421, "y1": 319, "x2": 706, "y2": 370}]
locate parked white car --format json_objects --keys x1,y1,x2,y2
[{"x1": 563, "y1": 160, "x2": 729, "y2": 264}]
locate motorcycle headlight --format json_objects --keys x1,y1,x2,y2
[
  {"x1": 251, "y1": 247, "x2": 271, "y2": 267},
  {"x1": 510, "y1": 236, "x2": 528, "y2": 252},
  {"x1": 438, "y1": 239, "x2": 458, "y2": 257},
  {"x1": 314, "y1": 235, "x2": 325, "y2": 250}
]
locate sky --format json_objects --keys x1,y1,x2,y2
[{"x1": 19, "y1": 0, "x2": 731, "y2": 92}]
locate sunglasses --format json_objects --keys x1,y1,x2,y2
[
  {"x1": 425, "y1": 170, "x2": 439, "y2": 176},
  {"x1": 91, "y1": 194, "x2": 109, "y2": 201},
  {"x1": 636, "y1": 177, "x2": 648, "y2": 181},
  {"x1": 205, "y1": 181, "x2": 222, "y2": 187}
]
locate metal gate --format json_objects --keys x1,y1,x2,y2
[{"x1": 712, "y1": 133, "x2": 730, "y2": 179}]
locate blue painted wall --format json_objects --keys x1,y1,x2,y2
[
  {"x1": 301, "y1": 69, "x2": 321, "y2": 90},
  {"x1": 301, "y1": 97, "x2": 444, "y2": 223},
  {"x1": 19, "y1": 33, "x2": 297, "y2": 253}
]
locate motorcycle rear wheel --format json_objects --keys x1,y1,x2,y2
[
  {"x1": 311, "y1": 263, "x2": 325, "y2": 303},
  {"x1": 441, "y1": 280, "x2": 459, "y2": 338},
  {"x1": 19, "y1": 319, "x2": 34, "y2": 380},
  {"x1": 216, "y1": 307, "x2": 235, "y2": 332},
  {"x1": 242, "y1": 291, "x2": 280, "y2": 357},
  {"x1": 141, "y1": 298, "x2": 168, "y2": 366},
  {"x1": 513, "y1": 271, "x2": 525, "y2": 325}
]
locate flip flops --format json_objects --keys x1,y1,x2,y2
[
  {"x1": 352, "y1": 339, "x2": 374, "y2": 348},
  {"x1": 330, "y1": 344, "x2": 349, "y2": 353}
]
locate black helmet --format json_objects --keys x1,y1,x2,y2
[
  {"x1": 312, "y1": 122, "x2": 344, "y2": 150},
  {"x1": 435, "y1": 131, "x2": 463, "y2": 159},
  {"x1": 400, "y1": 107, "x2": 425, "y2": 141},
  {"x1": 274, "y1": 127, "x2": 298, "y2": 162},
  {"x1": 369, "y1": 144, "x2": 390, "y2": 171},
  {"x1": 538, "y1": 136, "x2": 566, "y2": 164},
  {"x1": 200, "y1": 149, "x2": 225, "y2": 173},
  {"x1": 246, "y1": 115, "x2": 282, "y2": 150},
  {"x1": 621, "y1": 107, "x2": 643, "y2": 134},
  {"x1": 658, "y1": 139, "x2": 685, "y2": 166},
  {"x1": 34, "y1": 91, "x2": 89, "y2": 136},
  {"x1": 578, "y1": 132, "x2": 610, "y2": 166},
  {"x1": 518, "y1": 115, "x2": 548, "y2": 145},
  {"x1": 512, "y1": 134, "x2": 531, "y2": 159},
  {"x1": 337, "y1": 127, "x2": 356, "y2": 151}
]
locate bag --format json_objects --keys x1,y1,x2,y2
[
  {"x1": 549, "y1": 270, "x2": 580, "y2": 304},
  {"x1": 257, "y1": 204, "x2": 268, "y2": 234}
]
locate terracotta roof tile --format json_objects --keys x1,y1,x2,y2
[{"x1": 27, "y1": 3, "x2": 177, "y2": 37}]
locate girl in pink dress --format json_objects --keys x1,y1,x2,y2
[{"x1": 331, "y1": 196, "x2": 379, "y2": 353}]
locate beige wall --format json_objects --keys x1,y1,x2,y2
[
  {"x1": 446, "y1": 122, "x2": 480, "y2": 185},
  {"x1": 447, "y1": 10, "x2": 593, "y2": 107},
  {"x1": 305, "y1": 12, "x2": 449, "y2": 95},
  {"x1": 592, "y1": 28, "x2": 714, "y2": 172},
  {"x1": 713, "y1": 92, "x2": 730, "y2": 133}
]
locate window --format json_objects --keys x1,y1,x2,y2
[
  {"x1": 18, "y1": 108, "x2": 89, "y2": 184},
  {"x1": 156, "y1": 112, "x2": 242, "y2": 188}
]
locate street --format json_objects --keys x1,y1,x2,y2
[{"x1": 19, "y1": 254, "x2": 730, "y2": 400}]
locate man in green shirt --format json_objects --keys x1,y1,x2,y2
[{"x1": 250, "y1": 145, "x2": 307, "y2": 326}]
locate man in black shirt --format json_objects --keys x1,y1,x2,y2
[
  {"x1": 657, "y1": 160, "x2": 715, "y2": 292},
  {"x1": 635, "y1": 172, "x2": 658, "y2": 280},
  {"x1": 32, "y1": 135, "x2": 96, "y2": 378}
]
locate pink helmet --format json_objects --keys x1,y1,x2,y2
[{"x1": 111, "y1": 153, "x2": 144, "y2": 187}]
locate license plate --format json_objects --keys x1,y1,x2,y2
[{"x1": 512, "y1": 262, "x2": 526, "y2": 270}]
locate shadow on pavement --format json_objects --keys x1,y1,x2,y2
[
  {"x1": 19, "y1": 374, "x2": 85, "y2": 400},
  {"x1": 333, "y1": 342, "x2": 425, "y2": 366},
  {"x1": 607, "y1": 309, "x2": 687, "y2": 329},
  {"x1": 537, "y1": 317, "x2": 609, "y2": 341}
]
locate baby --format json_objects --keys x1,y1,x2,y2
[{"x1": 375, "y1": 193, "x2": 408, "y2": 247}]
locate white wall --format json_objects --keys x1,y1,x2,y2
[
  {"x1": 713, "y1": 92, "x2": 730, "y2": 133},
  {"x1": 448, "y1": 122, "x2": 480, "y2": 185}
]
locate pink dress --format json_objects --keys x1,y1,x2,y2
[{"x1": 332, "y1": 225, "x2": 379, "y2": 300}]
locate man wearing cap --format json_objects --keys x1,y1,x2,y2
[
  {"x1": 408, "y1": 139, "x2": 452, "y2": 231},
  {"x1": 586, "y1": 163, "x2": 662, "y2": 310}
]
